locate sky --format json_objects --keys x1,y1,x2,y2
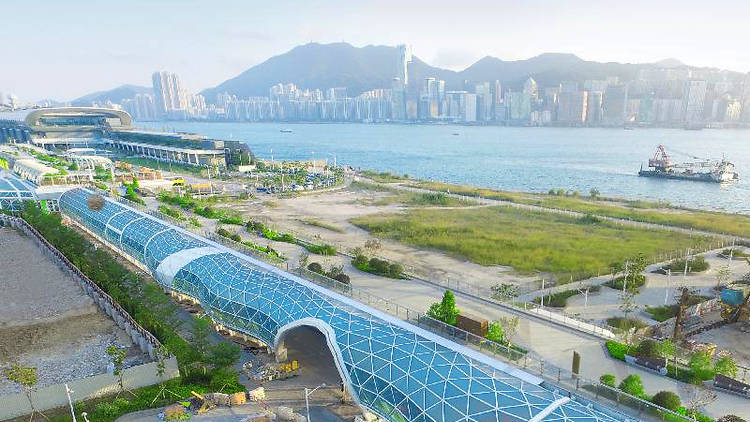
[{"x1": 2, "y1": 0, "x2": 750, "y2": 102}]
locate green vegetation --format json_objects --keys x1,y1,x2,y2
[
  {"x1": 351, "y1": 206, "x2": 714, "y2": 281},
  {"x1": 651, "y1": 391, "x2": 682, "y2": 411},
  {"x1": 157, "y1": 191, "x2": 240, "y2": 222},
  {"x1": 720, "y1": 248, "x2": 750, "y2": 258},
  {"x1": 428, "y1": 290, "x2": 460, "y2": 326},
  {"x1": 188, "y1": 216, "x2": 202, "y2": 227},
  {"x1": 619, "y1": 374, "x2": 645, "y2": 397},
  {"x1": 301, "y1": 218, "x2": 345, "y2": 233},
  {"x1": 352, "y1": 249, "x2": 405, "y2": 279},
  {"x1": 352, "y1": 181, "x2": 473, "y2": 207},
  {"x1": 604, "y1": 274, "x2": 647, "y2": 291},
  {"x1": 303, "y1": 243, "x2": 337, "y2": 256},
  {"x1": 306, "y1": 262, "x2": 351, "y2": 284},
  {"x1": 361, "y1": 170, "x2": 410, "y2": 183},
  {"x1": 606, "y1": 316, "x2": 649, "y2": 331},
  {"x1": 122, "y1": 157, "x2": 207, "y2": 176},
  {"x1": 409, "y1": 179, "x2": 750, "y2": 238},
  {"x1": 532, "y1": 286, "x2": 600, "y2": 307},
  {"x1": 159, "y1": 205, "x2": 187, "y2": 221},
  {"x1": 599, "y1": 374, "x2": 616, "y2": 388},
  {"x1": 666, "y1": 256, "x2": 710, "y2": 273},
  {"x1": 20, "y1": 203, "x2": 244, "y2": 394},
  {"x1": 645, "y1": 294, "x2": 710, "y2": 321},
  {"x1": 14, "y1": 379, "x2": 242, "y2": 422}
]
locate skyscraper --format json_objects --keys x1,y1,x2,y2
[
  {"x1": 557, "y1": 91, "x2": 588, "y2": 124},
  {"x1": 683, "y1": 80, "x2": 707, "y2": 125},
  {"x1": 523, "y1": 78, "x2": 538, "y2": 100},
  {"x1": 152, "y1": 71, "x2": 187, "y2": 116},
  {"x1": 397, "y1": 45, "x2": 412, "y2": 87},
  {"x1": 391, "y1": 78, "x2": 406, "y2": 120},
  {"x1": 475, "y1": 82, "x2": 492, "y2": 121},
  {"x1": 602, "y1": 85, "x2": 628, "y2": 126}
]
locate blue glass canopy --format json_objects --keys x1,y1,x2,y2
[{"x1": 59, "y1": 188, "x2": 627, "y2": 422}]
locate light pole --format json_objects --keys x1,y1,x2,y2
[{"x1": 305, "y1": 383, "x2": 326, "y2": 422}]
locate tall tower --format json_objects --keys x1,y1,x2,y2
[{"x1": 397, "y1": 45, "x2": 412, "y2": 87}]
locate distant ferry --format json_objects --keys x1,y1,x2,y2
[
  {"x1": 280, "y1": 129, "x2": 293, "y2": 133},
  {"x1": 638, "y1": 145, "x2": 739, "y2": 183},
  {"x1": 452, "y1": 132, "x2": 460, "y2": 136}
]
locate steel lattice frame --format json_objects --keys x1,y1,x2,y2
[{"x1": 59, "y1": 188, "x2": 629, "y2": 422}]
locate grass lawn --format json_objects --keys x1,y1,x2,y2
[
  {"x1": 351, "y1": 206, "x2": 716, "y2": 281},
  {"x1": 409, "y1": 180, "x2": 750, "y2": 238},
  {"x1": 121, "y1": 156, "x2": 206, "y2": 176},
  {"x1": 351, "y1": 181, "x2": 474, "y2": 207}
]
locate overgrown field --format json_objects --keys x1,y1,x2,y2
[
  {"x1": 409, "y1": 180, "x2": 750, "y2": 238},
  {"x1": 351, "y1": 206, "x2": 716, "y2": 281}
]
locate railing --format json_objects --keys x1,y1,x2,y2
[
  {"x1": 0, "y1": 214, "x2": 163, "y2": 353},
  {"x1": 85, "y1": 189, "x2": 698, "y2": 421}
]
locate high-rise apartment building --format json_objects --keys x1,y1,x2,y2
[
  {"x1": 586, "y1": 91, "x2": 603, "y2": 124},
  {"x1": 602, "y1": 85, "x2": 628, "y2": 125},
  {"x1": 391, "y1": 78, "x2": 406, "y2": 120},
  {"x1": 557, "y1": 91, "x2": 588, "y2": 123},
  {"x1": 683, "y1": 80, "x2": 707, "y2": 125},
  {"x1": 523, "y1": 78, "x2": 538, "y2": 100},
  {"x1": 475, "y1": 82, "x2": 492, "y2": 121},
  {"x1": 152, "y1": 71, "x2": 187, "y2": 116}
]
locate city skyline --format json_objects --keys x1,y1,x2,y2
[{"x1": 3, "y1": 0, "x2": 750, "y2": 101}]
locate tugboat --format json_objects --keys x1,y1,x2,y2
[
  {"x1": 279, "y1": 129, "x2": 293, "y2": 133},
  {"x1": 638, "y1": 145, "x2": 739, "y2": 183}
]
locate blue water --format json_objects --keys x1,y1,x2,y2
[{"x1": 141, "y1": 122, "x2": 750, "y2": 213}]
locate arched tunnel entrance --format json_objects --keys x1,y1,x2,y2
[{"x1": 273, "y1": 319, "x2": 348, "y2": 399}]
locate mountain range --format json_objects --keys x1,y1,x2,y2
[
  {"x1": 73, "y1": 42, "x2": 737, "y2": 105},
  {"x1": 71, "y1": 84, "x2": 151, "y2": 106},
  {"x1": 199, "y1": 42, "x2": 721, "y2": 103}
]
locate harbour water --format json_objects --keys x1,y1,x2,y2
[{"x1": 142, "y1": 122, "x2": 750, "y2": 213}]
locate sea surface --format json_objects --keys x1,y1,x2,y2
[{"x1": 141, "y1": 121, "x2": 750, "y2": 213}]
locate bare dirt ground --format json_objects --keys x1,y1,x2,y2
[
  {"x1": 0, "y1": 227, "x2": 140, "y2": 395},
  {"x1": 215, "y1": 185, "x2": 537, "y2": 291}
]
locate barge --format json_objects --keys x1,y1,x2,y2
[{"x1": 638, "y1": 145, "x2": 739, "y2": 183}]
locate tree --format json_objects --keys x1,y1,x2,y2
[
  {"x1": 660, "y1": 339, "x2": 678, "y2": 377},
  {"x1": 428, "y1": 290, "x2": 460, "y2": 326},
  {"x1": 498, "y1": 316, "x2": 519, "y2": 344},
  {"x1": 714, "y1": 354, "x2": 738, "y2": 378},
  {"x1": 610, "y1": 262, "x2": 625, "y2": 280},
  {"x1": 681, "y1": 383, "x2": 717, "y2": 418},
  {"x1": 106, "y1": 345, "x2": 128, "y2": 394},
  {"x1": 715, "y1": 265, "x2": 732, "y2": 290},
  {"x1": 717, "y1": 416, "x2": 747, "y2": 422},
  {"x1": 4, "y1": 365, "x2": 46, "y2": 420},
  {"x1": 131, "y1": 176, "x2": 140, "y2": 189},
  {"x1": 155, "y1": 346, "x2": 170, "y2": 378},
  {"x1": 618, "y1": 374, "x2": 645, "y2": 397},
  {"x1": 192, "y1": 316, "x2": 212, "y2": 358},
  {"x1": 589, "y1": 188, "x2": 600, "y2": 199},
  {"x1": 689, "y1": 350, "x2": 713, "y2": 380},
  {"x1": 209, "y1": 342, "x2": 241, "y2": 369},
  {"x1": 651, "y1": 390, "x2": 681, "y2": 411},
  {"x1": 618, "y1": 290, "x2": 639, "y2": 340}
]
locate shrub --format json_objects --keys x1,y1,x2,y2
[
  {"x1": 388, "y1": 263, "x2": 404, "y2": 278},
  {"x1": 651, "y1": 390, "x2": 681, "y2": 411},
  {"x1": 606, "y1": 317, "x2": 648, "y2": 331},
  {"x1": 605, "y1": 340, "x2": 628, "y2": 361},
  {"x1": 305, "y1": 243, "x2": 337, "y2": 256},
  {"x1": 428, "y1": 290, "x2": 460, "y2": 326},
  {"x1": 715, "y1": 355, "x2": 738, "y2": 378},
  {"x1": 216, "y1": 228, "x2": 231, "y2": 238},
  {"x1": 94, "y1": 402, "x2": 120, "y2": 418},
  {"x1": 667, "y1": 256, "x2": 709, "y2": 273},
  {"x1": 578, "y1": 214, "x2": 601, "y2": 224},
  {"x1": 599, "y1": 374, "x2": 616, "y2": 388},
  {"x1": 219, "y1": 215, "x2": 244, "y2": 225},
  {"x1": 333, "y1": 273, "x2": 350, "y2": 284},
  {"x1": 307, "y1": 262, "x2": 323, "y2": 273},
  {"x1": 533, "y1": 289, "x2": 580, "y2": 307},
  {"x1": 636, "y1": 339, "x2": 663, "y2": 358},
  {"x1": 604, "y1": 274, "x2": 646, "y2": 291},
  {"x1": 618, "y1": 374, "x2": 645, "y2": 397},
  {"x1": 230, "y1": 233, "x2": 242, "y2": 243},
  {"x1": 486, "y1": 321, "x2": 505, "y2": 343}
]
